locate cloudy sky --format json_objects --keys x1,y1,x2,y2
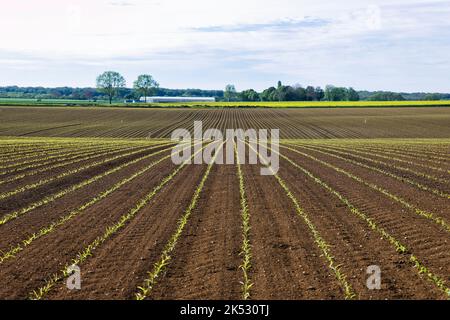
[{"x1": 1, "y1": 0, "x2": 450, "y2": 92}]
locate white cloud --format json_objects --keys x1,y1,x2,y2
[{"x1": 0, "y1": 0, "x2": 450, "y2": 91}]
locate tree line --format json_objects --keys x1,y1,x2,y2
[
  {"x1": 0, "y1": 86, "x2": 222, "y2": 102},
  {"x1": 232, "y1": 82, "x2": 360, "y2": 102},
  {"x1": 96, "y1": 72, "x2": 364, "y2": 103},
  {"x1": 1, "y1": 70, "x2": 449, "y2": 102}
]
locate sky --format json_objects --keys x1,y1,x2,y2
[{"x1": 1, "y1": 0, "x2": 450, "y2": 92}]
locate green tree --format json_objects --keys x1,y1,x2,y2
[
  {"x1": 133, "y1": 74, "x2": 159, "y2": 103},
  {"x1": 96, "y1": 71, "x2": 126, "y2": 104},
  {"x1": 347, "y1": 87, "x2": 360, "y2": 101},
  {"x1": 277, "y1": 80, "x2": 282, "y2": 89},
  {"x1": 261, "y1": 87, "x2": 277, "y2": 101},
  {"x1": 315, "y1": 87, "x2": 324, "y2": 101},
  {"x1": 241, "y1": 89, "x2": 260, "y2": 101},
  {"x1": 367, "y1": 92, "x2": 405, "y2": 101},
  {"x1": 292, "y1": 84, "x2": 307, "y2": 101},
  {"x1": 305, "y1": 86, "x2": 316, "y2": 101},
  {"x1": 224, "y1": 84, "x2": 237, "y2": 102},
  {"x1": 324, "y1": 85, "x2": 335, "y2": 101},
  {"x1": 325, "y1": 85, "x2": 348, "y2": 101},
  {"x1": 424, "y1": 93, "x2": 442, "y2": 100},
  {"x1": 276, "y1": 85, "x2": 297, "y2": 101}
]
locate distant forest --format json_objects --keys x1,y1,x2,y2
[
  {"x1": 0, "y1": 86, "x2": 223, "y2": 101},
  {"x1": 1, "y1": 85, "x2": 449, "y2": 102}
]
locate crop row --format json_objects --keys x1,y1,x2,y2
[
  {"x1": 282, "y1": 139, "x2": 450, "y2": 151},
  {"x1": 0, "y1": 137, "x2": 168, "y2": 146},
  {"x1": 298, "y1": 143, "x2": 449, "y2": 185},
  {"x1": 0, "y1": 142, "x2": 173, "y2": 201},
  {"x1": 0, "y1": 142, "x2": 94, "y2": 153},
  {"x1": 30, "y1": 143, "x2": 208, "y2": 300},
  {"x1": 0, "y1": 144, "x2": 135, "y2": 176},
  {"x1": 247, "y1": 142, "x2": 356, "y2": 299},
  {"x1": 0, "y1": 152, "x2": 173, "y2": 264},
  {"x1": 234, "y1": 144, "x2": 252, "y2": 300},
  {"x1": 135, "y1": 143, "x2": 222, "y2": 300},
  {"x1": 0, "y1": 145, "x2": 176, "y2": 226},
  {"x1": 0, "y1": 142, "x2": 123, "y2": 163},
  {"x1": 0, "y1": 140, "x2": 166, "y2": 162},
  {"x1": 0, "y1": 145, "x2": 143, "y2": 187},
  {"x1": 328, "y1": 144, "x2": 449, "y2": 174},
  {"x1": 293, "y1": 144, "x2": 450, "y2": 200},
  {"x1": 282, "y1": 144, "x2": 450, "y2": 233},
  {"x1": 0, "y1": 143, "x2": 114, "y2": 170},
  {"x1": 363, "y1": 145, "x2": 450, "y2": 162},
  {"x1": 343, "y1": 145, "x2": 450, "y2": 168},
  {"x1": 274, "y1": 146, "x2": 450, "y2": 297},
  {"x1": 0, "y1": 145, "x2": 82, "y2": 163}
]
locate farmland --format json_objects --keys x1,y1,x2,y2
[
  {"x1": 1, "y1": 106, "x2": 450, "y2": 139},
  {"x1": 0, "y1": 106, "x2": 449, "y2": 300},
  {"x1": 1, "y1": 98, "x2": 450, "y2": 108}
]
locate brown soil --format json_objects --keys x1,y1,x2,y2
[
  {"x1": 276, "y1": 149, "x2": 446, "y2": 299},
  {"x1": 44, "y1": 162, "x2": 207, "y2": 300},
  {"x1": 241, "y1": 163, "x2": 343, "y2": 299},
  {"x1": 1, "y1": 107, "x2": 450, "y2": 139},
  {"x1": 148, "y1": 164, "x2": 242, "y2": 300},
  {"x1": 0, "y1": 108, "x2": 449, "y2": 300},
  {"x1": 0, "y1": 155, "x2": 179, "y2": 299}
]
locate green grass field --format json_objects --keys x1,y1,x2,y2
[
  {"x1": 1, "y1": 98, "x2": 450, "y2": 108},
  {"x1": 0, "y1": 98, "x2": 108, "y2": 106}
]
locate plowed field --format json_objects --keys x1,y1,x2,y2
[
  {"x1": 1, "y1": 106, "x2": 450, "y2": 139},
  {"x1": 0, "y1": 106, "x2": 449, "y2": 300}
]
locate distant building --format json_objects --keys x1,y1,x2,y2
[{"x1": 140, "y1": 96, "x2": 215, "y2": 103}]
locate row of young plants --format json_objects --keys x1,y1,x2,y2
[
  {"x1": 0, "y1": 137, "x2": 166, "y2": 174},
  {"x1": 0, "y1": 145, "x2": 176, "y2": 226},
  {"x1": 135, "y1": 143, "x2": 223, "y2": 300},
  {"x1": 0, "y1": 142, "x2": 173, "y2": 201},
  {"x1": 234, "y1": 144, "x2": 253, "y2": 300},
  {"x1": 0, "y1": 143, "x2": 113, "y2": 170},
  {"x1": 366, "y1": 144, "x2": 450, "y2": 162},
  {"x1": 310, "y1": 141, "x2": 450, "y2": 163},
  {"x1": 299, "y1": 143, "x2": 449, "y2": 185},
  {"x1": 282, "y1": 144, "x2": 450, "y2": 234},
  {"x1": 30, "y1": 143, "x2": 209, "y2": 300},
  {"x1": 331, "y1": 144, "x2": 449, "y2": 174},
  {"x1": 0, "y1": 144, "x2": 142, "y2": 187},
  {"x1": 246, "y1": 142, "x2": 356, "y2": 300},
  {"x1": 0, "y1": 144, "x2": 133, "y2": 176},
  {"x1": 0, "y1": 137, "x2": 170, "y2": 157},
  {"x1": 0, "y1": 152, "x2": 173, "y2": 264},
  {"x1": 0, "y1": 140, "x2": 129, "y2": 162},
  {"x1": 293, "y1": 143, "x2": 450, "y2": 200},
  {"x1": 0, "y1": 145, "x2": 85, "y2": 163},
  {"x1": 345, "y1": 145, "x2": 450, "y2": 169},
  {"x1": 274, "y1": 145, "x2": 450, "y2": 297},
  {"x1": 0, "y1": 142, "x2": 99, "y2": 155},
  {"x1": 0, "y1": 143, "x2": 113, "y2": 159}
]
